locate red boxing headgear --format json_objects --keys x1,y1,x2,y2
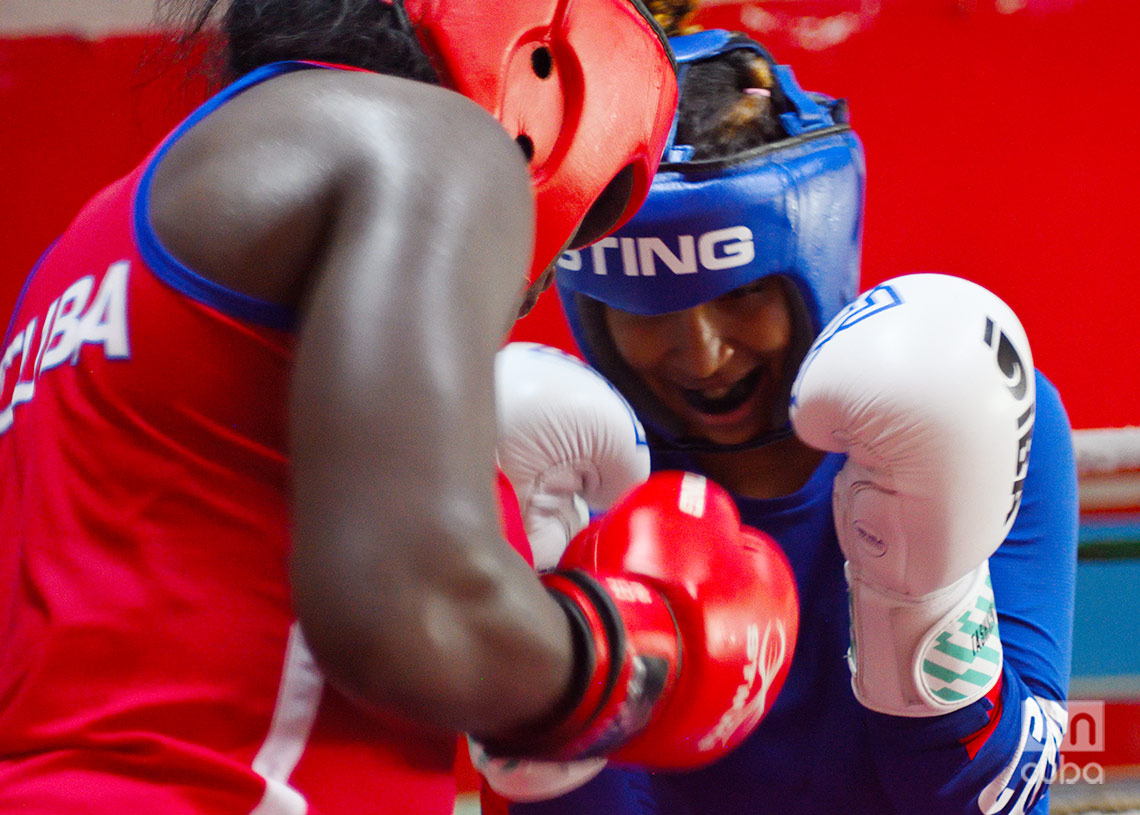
[{"x1": 394, "y1": 0, "x2": 678, "y2": 283}]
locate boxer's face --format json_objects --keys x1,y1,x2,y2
[{"x1": 604, "y1": 277, "x2": 794, "y2": 447}]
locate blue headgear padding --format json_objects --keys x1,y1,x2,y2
[
  {"x1": 557, "y1": 28, "x2": 865, "y2": 338},
  {"x1": 554, "y1": 29, "x2": 866, "y2": 452}
]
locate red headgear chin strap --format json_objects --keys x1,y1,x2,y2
[{"x1": 392, "y1": 0, "x2": 678, "y2": 284}]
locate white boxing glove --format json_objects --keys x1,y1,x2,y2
[
  {"x1": 790, "y1": 273, "x2": 1034, "y2": 717},
  {"x1": 468, "y1": 736, "x2": 607, "y2": 803},
  {"x1": 495, "y1": 342, "x2": 650, "y2": 571},
  {"x1": 485, "y1": 343, "x2": 648, "y2": 801}
]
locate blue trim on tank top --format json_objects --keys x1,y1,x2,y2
[
  {"x1": 132, "y1": 61, "x2": 327, "y2": 332},
  {"x1": 2, "y1": 238, "x2": 59, "y2": 350}
]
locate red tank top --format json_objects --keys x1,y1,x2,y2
[{"x1": 0, "y1": 61, "x2": 531, "y2": 814}]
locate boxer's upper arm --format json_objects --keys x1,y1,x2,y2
[
  {"x1": 153, "y1": 71, "x2": 575, "y2": 732},
  {"x1": 282, "y1": 78, "x2": 574, "y2": 732}
]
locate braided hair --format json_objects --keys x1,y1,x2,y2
[
  {"x1": 641, "y1": 0, "x2": 788, "y2": 160},
  {"x1": 675, "y1": 47, "x2": 786, "y2": 159},
  {"x1": 159, "y1": 0, "x2": 438, "y2": 84},
  {"x1": 646, "y1": 0, "x2": 703, "y2": 37}
]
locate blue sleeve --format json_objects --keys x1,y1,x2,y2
[{"x1": 863, "y1": 370, "x2": 1078, "y2": 815}]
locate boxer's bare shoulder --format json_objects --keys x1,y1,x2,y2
[{"x1": 147, "y1": 67, "x2": 532, "y2": 308}]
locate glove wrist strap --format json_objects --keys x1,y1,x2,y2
[
  {"x1": 479, "y1": 569, "x2": 677, "y2": 760},
  {"x1": 846, "y1": 561, "x2": 1003, "y2": 717}
]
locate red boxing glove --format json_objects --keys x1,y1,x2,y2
[
  {"x1": 483, "y1": 471, "x2": 799, "y2": 769},
  {"x1": 496, "y1": 468, "x2": 535, "y2": 567}
]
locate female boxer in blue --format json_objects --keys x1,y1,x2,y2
[
  {"x1": 0, "y1": 1, "x2": 782, "y2": 812},
  {"x1": 501, "y1": 27, "x2": 1079, "y2": 815}
]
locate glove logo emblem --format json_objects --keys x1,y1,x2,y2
[
  {"x1": 983, "y1": 316, "x2": 1035, "y2": 526},
  {"x1": 920, "y1": 572, "x2": 1002, "y2": 706},
  {"x1": 697, "y1": 620, "x2": 787, "y2": 752},
  {"x1": 604, "y1": 577, "x2": 653, "y2": 605},
  {"x1": 852, "y1": 520, "x2": 887, "y2": 558},
  {"x1": 677, "y1": 472, "x2": 708, "y2": 518},
  {"x1": 793, "y1": 283, "x2": 903, "y2": 401}
]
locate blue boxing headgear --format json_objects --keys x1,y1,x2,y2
[{"x1": 555, "y1": 29, "x2": 865, "y2": 452}]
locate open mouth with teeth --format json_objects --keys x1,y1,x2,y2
[{"x1": 680, "y1": 366, "x2": 766, "y2": 416}]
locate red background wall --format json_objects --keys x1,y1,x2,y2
[{"x1": 3, "y1": 0, "x2": 1138, "y2": 430}]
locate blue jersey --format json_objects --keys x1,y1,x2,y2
[{"x1": 512, "y1": 371, "x2": 1077, "y2": 815}]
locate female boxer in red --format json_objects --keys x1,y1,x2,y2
[{"x1": 0, "y1": 1, "x2": 778, "y2": 812}]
